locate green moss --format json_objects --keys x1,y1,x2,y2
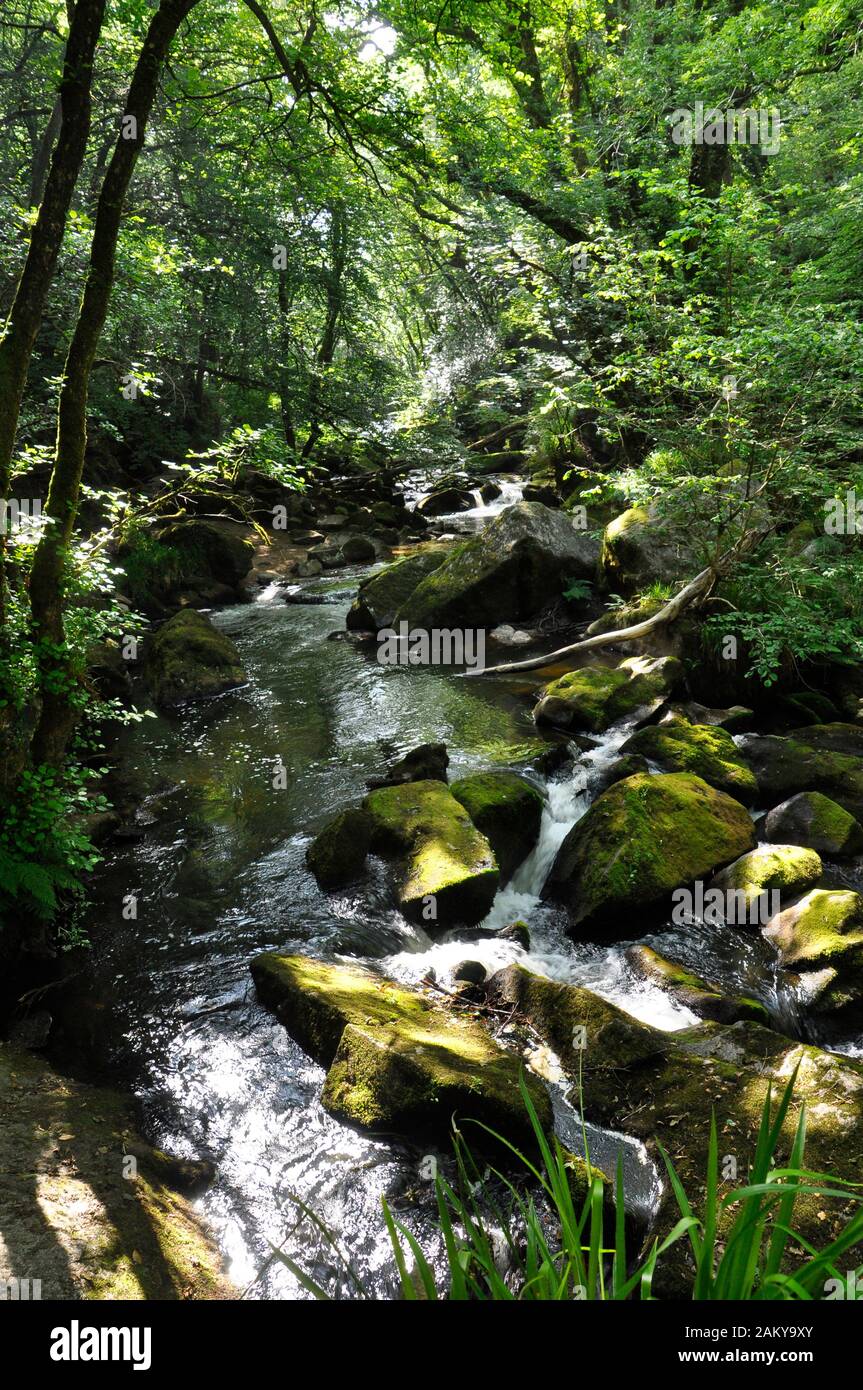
[
  {"x1": 546, "y1": 772, "x2": 757, "y2": 930},
  {"x1": 535, "y1": 655, "x2": 682, "y2": 732},
  {"x1": 764, "y1": 888, "x2": 863, "y2": 968},
  {"x1": 363, "y1": 779, "x2": 499, "y2": 925},
  {"x1": 627, "y1": 944, "x2": 770, "y2": 1026},
  {"x1": 765, "y1": 790, "x2": 863, "y2": 858},
  {"x1": 450, "y1": 770, "x2": 543, "y2": 882},
  {"x1": 622, "y1": 723, "x2": 758, "y2": 804},
  {"x1": 346, "y1": 548, "x2": 445, "y2": 631},
  {"x1": 143, "y1": 608, "x2": 247, "y2": 710},
  {"x1": 744, "y1": 734, "x2": 863, "y2": 820}
]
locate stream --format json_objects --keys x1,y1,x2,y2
[{"x1": 74, "y1": 482, "x2": 863, "y2": 1297}]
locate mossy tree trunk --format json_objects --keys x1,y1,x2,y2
[
  {"x1": 0, "y1": 0, "x2": 105, "y2": 635},
  {"x1": 28, "y1": 0, "x2": 199, "y2": 766}
]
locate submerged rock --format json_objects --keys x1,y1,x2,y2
[
  {"x1": 450, "y1": 770, "x2": 544, "y2": 882},
  {"x1": 249, "y1": 954, "x2": 552, "y2": 1146},
  {"x1": 366, "y1": 742, "x2": 449, "y2": 789},
  {"x1": 363, "y1": 779, "x2": 499, "y2": 927},
  {"x1": 626, "y1": 944, "x2": 769, "y2": 1025},
  {"x1": 764, "y1": 791, "x2": 863, "y2": 859},
  {"x1": 396, "y1": 502, "x2": 599, "y2": 629},
  {"x1": 142, "y1": 609, "x2": 247, "y2": 710},
  {"x1": 306, "y1": 808, "x2": 373, "y2": 889},
  {"x1": 544, "y1": 772, "x2": 756, "y2": 933},
  {"x1": 534, "y1": 655, "x2": 683, "y2": 733},
  {"x1": 620, "y1": 721, "x2": 758, "y2": 804},
  {"x1": 346, "y1": 549, "x2": 445, "y2": 631},
  {"x1": 487, "y1": 964, "x2": 863, "y2": 1297}
]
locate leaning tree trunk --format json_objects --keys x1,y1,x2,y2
[
  {"x1": 28, "y1": 0, "x2": 199, "y2": 766},
  {"x1": 0, "y1": 0, "x2": 105, "y2": 634}
]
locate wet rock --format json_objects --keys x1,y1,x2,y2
[
  {"x1": 296, "y1": 559, "x2": 323, "y2": 578},
  {"x1": 366, "y1": 742, "x2": 449, "y2": 789},
  {"x1": 363, "y1": 779, "x2": 499, "y2": 927},
  {"x1": 450, "y1": 770, "x2": 544, "y2": 882},
  {"x1": 709, "y1": 844, "x2": 823, "y2": 913},
  {"x1": 498, "y1": 921, "x2": 531, "y2": 950},
  {"x1": 741, "y1": 732, "x2": 863, "y2": 820},
  {"x1": 764, "y1": 791, "x2": 863, "y2": 858},
  {"x1": 479, "y1": 481, "x2": 501, "y2": 503},
  {"x1": 659, "y1": 700, "x2": 755, "y2": 731},
  {"x1": 626, "y1": 944, "x2": 769, "y2": 1025},
  {"x1": 522, "y1": 483, "x2": 560, "y2": 507},
  {"x1": 306, "y1": 808, "x2": 374, "y2": 889},
  {"x1": 595, "y1": 753, "x2": 650, "y2": 792},
  {"x1": 486, "y1": 964, "x2": 863, "y2": 1297},
  {"x1": 142, "y1": 609, "x2": 247, "y2": 710},
  {"x1": 600, "y1": 504, "x2": 699, "y2": 594},
  {"x1": 415, "y1": 487, "x2": 474, "y2": 516},
  {"x1": 396, "y1": 502, "x2": 600, "y2": 629},
  {"x1": 534, "y1": 655, "x2": 683, "y2": 733},
  {"x1": 316, "y1": 512, "x2": 350, "y2": 531},
  {"x1": 453, "y1": 960, "x2": 487, "y2": 985},
  {"x1": 764, "y1": 889, "x2": 863, "y2": 1025},
  {"x1": 620, "y1": 721, "x2": 758, "y2": 804},
  {"x1": 249, "y1": 954, "x2": 551, "y2": 1148},
  {"x1": 346, "y1": 549, "x2": 446, "y2": 631},
  {"x1": 544, "y1": 772, "x2": 757, "y2": 934}
]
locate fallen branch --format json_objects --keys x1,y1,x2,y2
[{"x1": 469, "y1": 566, "x2": 714, "y2": 676}]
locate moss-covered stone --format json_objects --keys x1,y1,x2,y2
[
  {"x1": 395, "y1": 502, "x2": 599, "y2": 629},
  {"x1": 544, "y1": 772, "x2": 756, "y2": 933},
  {"x1": 709, "y1": 844, "x2": 822, "y2": 916},
  {"x1": 534, "y1": 655, "x2": 683, "y2": 732},
  {"x1": 487, "y1": 964, "x2": 863, "y2": 1298},
  {"x1": 450, "y1": 771, "x2": 543, "y2": 882},
  {"x1": 764, "y1": 889, "x2": 863, "y2": 1023},
  {"x1": 142, "y1": 608, "x2": 247, "y2": 710},
  {"x1": 363, "y1": 779, "x2": 499, "y2": 926},
  {"x1": 742, "y1": 733, "x2": 863, "y2": 821},
  {"x1": 306, "y1": 808, "x2": 373, "y2": 889},
  {"x1": 626, "y1": 944, "x2": 769, "y2": 1025},
  {"x1": 250, "y1": 954, "x2": 552, "y2": 1147},
  {"x1": 621, "y1": 722, "x2": 758, "y2": 804},
  {"x1": 346, "y1": 549, "x2": 445, "y2": 631},
  {"x1": 0, "y1": 1045, "x2": 231, "y2": 1300},
  {"x1": 764, "y1": 791, "x2": 863, "y2": 858},
  {"x1": 600, "y1": 504, "x2": 698, "y2": 594}
]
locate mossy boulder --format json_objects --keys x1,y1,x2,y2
[
  {"x1": 122, "y1": 518, "x2": 254, "y2": 615},
  {"x1": 764, "y1": 889, "x2": 863, "y2": 1023},
  {"x1": 488, "y1": 964, "x2": 863, "y2": 1297},
  {"x1": 764, "y1": 792, "x2": 863, "y2": 859},
  {"x1": 792, "y1": 723, "x2": 863, "y2": 757},
  {"x1": 620, "y1": 722, "x2": 757, "y2": 804},
  {"x1": 0, "y1": 1045, "x2": 231, "y2": 1299},
  {"x1": 534, "y1": 655, "x2": 683, "y2": 733},
  {"x1": 306, "y1": 808, "x2": 373, "y2": 889},
  {"x1": 415, "y1": 486, "x2": 473, "y2": 516},
  {"x1": 709, "y1": 844, "x2": 822, "y2": 913},
  {"x1": 544, "y1": 772, "x2": 756, "y2": 933},
  {"x1": 626, "y1": 944, "x2": 769, "y2": 1026},
  {"x1": 450, "y1": 771, "x2": 544, "y2": 882},
  {"x1": 346, "y1": 549, "x2": 445, "y2": 631},
  {"x1": 741, "y1": 733, "x2": 863, "y2": 821},
  {"x1": 249, "y1": 954, "x2": 552, "y2": 1147},
  {"x1": 142, "y1": 608, "x2": 247, "y2": 710},
  {"x1": 396, "y1": 502, "x2": 599, "y2": 629},
  {"x1": 600, "y1": 504, "x2": 698, "y2": 594},
  {"x1": 363, "y1": 779, "x2": 499, "y2": 926}
]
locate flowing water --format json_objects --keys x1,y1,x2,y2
[{"x1": 72, "y1": 511, "x2": 862, "y2": 1296}]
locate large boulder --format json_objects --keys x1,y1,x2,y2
[
  {"x1": 544, "y1": 772, "x2": 757, "y2": 933},
  {"x1": 363, "y1": 779, "x2": 499, "y2": 926},
  {"x1": 346, "y1": 549, "x2": 445, "y2": 631},
  {"x1": 764, "y1": 791, "x2": 863, "y2": 859},
  {"x1": 620, "y1": 721, "x2": 757, "y2": 804},
  {"x1": 396, "y1": 502, "x2": 600, "y2": 629},
  {"x1": 626, "y1": 944, "x2": 769, "y2": 1025},
  {"x1": 487, "y1": 964, "x2": 863, "y2": 1297},
  {"x1": 450, "y1": 771, "x2": 544, "y2": 882},
  {"x1": 249, "y1": 954, "x2": 552, "y2": 1146},
  {"x1": 142, "y1": 609, "x2": 247, "y2": 710},
  {"x1": 741, "y1": 733, "x2": 863, "y2": 820},
  {"x1": 600, "y1": 504, "x2": 698, "y2": 594},
  {"x1": 708, "y1": 845, "x2": 823, "y2": 915},
  {"x1": 123, "y1": 518, "x2": 254, "y2": 614},
  {"x1": 415, "y1": 486, "x2": 473, "y2": 516},
  {"x1": 533, "y1": 656, "x2": 683, "y2": 734}
]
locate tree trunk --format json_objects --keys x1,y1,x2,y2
[
  {"x1": 0, "y1": 0, "x2": 105, "y2": 633},
  {"x1": 302, "y1": 203, "x2": 347, "y2": 461},
  {"x1": 28, "y1": 0, "x2": 199, "y2": 766}
]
